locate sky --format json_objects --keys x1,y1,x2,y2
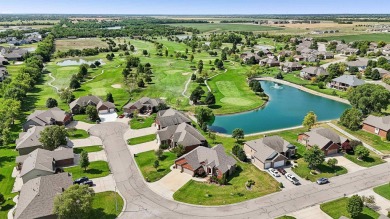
[{"x1": 1, "y1": 0, "x2": 389, "y2": 15}]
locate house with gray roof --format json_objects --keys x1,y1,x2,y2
[
  {"x1": 329, "y1": 75, "x2": 365, "y2": 91},
  {"x1": 16, "y1": 147, "x2": 74, "y2": 183},
  {"x1": 3, "y1": 48, "x2": 28, "y2": 61},
  {"x1": 174, "y1": 144, "x2": 236, "y2": 179},
  {"x1": 281, "y1": 62, "x2": 303, "y2": 72},
  {"x1": 14, "y1": 172, "x2": 73, "y2": 219},
  {"x1": 123, "y1": 97, "x2": 164, "y2": 115},
  {"x1": 298, "y1": 127, "x2": 350, "y2": 155},
  {"x1": 69, "y1": 95, "x2": 115, "y2": 114},
  {"x1": 259, "y1": 57, "x2": 280, "y2": 67},
  {"x1": 240, "y1": 52, "x2": 261, "y2": 63},
  {"x1": 373, "y1": 67, "x2": 390, "y2": 78},
  {"x1": 362, "y1": 115, "x2": 390, "y2": 139},
  {"x1": 155, "y1": 108, "x2": 191, "y2": 129},
  {"x1": 244, "y1": 136, "x2": 296, "y2": 170},
  {"x1": 16, "y1": 126, "x2": 45, "y2": 155},
  {"x1": 157, "y1": 122, "x2": 207, "y2": 153},
  {"x1": 346, "y1": 58, "x2": 369, "y2": 71},
  {"x1": 300, "y1": 67, "x2": 328, "y2": 80},
  {"x1": 23, "y1": 107, "x2": 73, "y2": 131}
]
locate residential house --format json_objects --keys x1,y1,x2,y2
[
  {"x1": 16, "y1": 126, "x2": 45, "y2": 155},
  {"x1": 298, "y1": 127, "x2": 350, "y2": 155},
  {"x1": 174, "y1": 144, "x2": 236, "y2": 179},
  {"x1": 69, "y1": 95, "x2": 115, "y2": 114},
  {"x1": 362, "y1": 115, "x2": 390, "y2": 138},
  {"x1": 373, "y1": 68, "x2": 390, "y2": 78},
  {"x1": 280, "y1": 62, "x2": 302, "y2": 72},
  {"x1": 16, "y1": 147, "x2": 74, "y2": 183},
  {"x1": 244, "y1": 136, "x2": 296, "y2": 170},
  {"x1": 318, "y1": 51, "x2": 335, "y2": 59},
  {"x1": 303, "y1": 53, "x2": 318, "y2": 62},
  {"x1": 329, "y1": 75, "x2": 365, "y2": 91},
  {"x1": 240, "y1": 52, "x2": 261, "y2": 63},
  {"x1": 157, "y1": 122, "x2": 207, "y2": 153},
  {"x1": 293, "y1": 55, "x2": 304, "y2": 62},
  {"x1": 300, "y1": 67, "x2": 328, "y2": 80},
  {"x1": 123, "y1": 97, "x2": 164, "y2": 115},
  {"x1": 346, "y1": 58, "x2": 369, "y2": 71},
  {"x1": 14, "y1": 172, "x2": 73, "y2": 219},
  {"x1": 23, "y1": 107, "x2": 73, "y2": 131},
  {"x1": 259, "y1": 57, "x2": 280, "y2": 67},
  {"x1": 3, "y1": 48, "x2": 28, "y2": 61},
  {"x1": 155, "y1": 108, "x2": 191, "y2": 130}
]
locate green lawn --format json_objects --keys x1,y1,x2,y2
[
  {"x1": 167, "y1": 23, "x2": 283, "y2": 33},
  {"x1": 128, "y1": 134, "x2": 156, "y2": 145},
  {"x1": 0, "y1": 145, "x2": 18, "y2": 218},
  {"x1": 65, "y1": 161, "x2": 110, "y2": 180},
  {"x1": 173, "y1": 163, "x2": 280, "y2": 206},
  {"x1": 292, "y1": 158, "x2": 348, "y2": 182},
  {"x1": 90, "y1": 191, "x2": 124, "y2": 219},
  {"x1": 73, "y1": 145, "x2": 103, "y2": 154},
  {"x1": 344, "y1": 152, "x2": 384, "y2": 167},
  {"x1": 373, "y1": 183, "x2": 390, "y2": 200},
  {"x1": 320, "y1": 33, "x2": 390, "y2": 43},
  {"x1": 129, "y1": 114, "x2": 156, "y2": 129},
  {"x1": 68, "y1": 129, "x2": 89, "y2": 139},
  {"x1": 134, "y1": 150, "x2": 176, "y2": 182},
  {"x1": 320, "y1": 197, "x2": 380, "y2": 219},
  {"x1": 275, "y1": 216, "x2": 296, "y2": 219},
  {"x1": 73, "y1": 114, "x2": 97, "y2": 124}
]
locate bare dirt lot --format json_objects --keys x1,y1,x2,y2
[{"x1": 55, "y1": 38, "x2": 109, "y2": 51}]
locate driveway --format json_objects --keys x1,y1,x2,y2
[
  {"x1": 268, "y1": 166, "x2": 310, "y2": 190},
  {"x1": 123, "y1": 125, "x2": 157, "y2": 140},
  {"x1": 92, "y1": 174, "x2": 116, "y2": 193},
  {"x1": 67, "y1": 136, "x2": 102, "y2": 147},
  {"x1": 148, "y1": 168, "x2": 192, "y2": 200},
  {"x1": 66, "y1": 121, "x2": 95, "y2": 131},
  {"x1": 99, "y1": 112, "x2": 118, "y2": 123},
  {"x1": 290, "y1": 205, "x2": 331, "y2": 219},
  {"x1": 128, "y1": 140, "x2": 159, "y2": 155},
  {"x1": 355, "y1": 189, "x2": 390, "y2": 215},
  {"x1": 326, "y1": 154, "x2": 366, "y2": 173}
]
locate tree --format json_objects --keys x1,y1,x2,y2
[
  {"x1": 339, "y1": 108, "x2": 363, "y2": 131},
  {"x1": 69, "y1": 76, "x2": 81, "y2": 89},
  {"x1": 195, "y1": 107, "x2": 214, "y2": 126},
  {"x1": 190, "y1": 54, "x2": 194, "y2": 63},
  {"x1": 347, "y1": 195, "x2": 363, "y2": 218},
  {"x1": 232, "y1": 128, "x2": 244, "y2": 142},
  {"x1": 2, "y1": 99, "x2": 21, "y2": 124},
  {"x1": 371, "y1": 69, "x2": 381, "y2": 80},
  {"x1": 172, "y1": 144, "x2": 185, "y2": 157},
  {"x1": 364, "y1": 66, "x2": 372, "y2": 78},
  {"x1": 387, "y1": 131, "x2": 390, "y2": 141},
  {"x1": 191, "y1": 74, "x2": 196, "y2": 81},
  {"x1": 198, "y1": 60, "x2": 203, "y2": 73},
  {"x1": 190, "y1": 86, "x2": 205, "y2": 104},
  {"x1": 59, "y1": 88, "x2": 75, "y2": 104},
  {"x1": 302, "y1": 111, "x2": 317, "y2": 130},
  {"x1": 46, "y1": 98, "x2": 58, "y2": 108},
  {"x1": 79, "y1": 151, "x2": 90, "y2": 171},
  {"x1": 153, "y1": 160, "x2": 160, "y2": 170},
  {"x1": 347, "y1": 84, "x2": 390, "y2": 115},
  {"x1": 53, "y1": 184, "x2": 94, "y2": 219},
  {"x1": 204, "y1": 92, "x2": 216, "y2": 105},
  {"x1": 94, "y1": 61, "x2": 101, "y2": 67},
  {"x1": 0, "y1": 193, "x2": 4, "y2": 206},
  {"x1": 251, "y1": 82, "x2": 263, "y2": 93},
  {"x1": 303, "y1": 146, "x2": 325, "y2": 169},
  {"x1": 145, "y1": 75, "x2": 152, "y2": 83},
  {"x1": 155, "y1": 149, "x2": 163, "y2": 160},
  {"x1": 327, "y1": 158, "x2": 338, "y2": 168},
  {"x1": 142, "y1": 50, "x2": 148, "y2": 56},
  {"x1": 349, "y1": 66, "x2": 359, "y2": 75},
  {"x1": 85, "y1": 105, "x2": 99, "y2": 121},
  {"x1": 355, "y1": 145, "x2": 369, "y2": 160},
  {"x1": 106, "y1": 53, "x2": 113, "y2": 61},
  {"x1": 78, "y1": 64, "x2": 88, "y2": 78},
  {"x1": 137, "y1": 79, "x2": 145, "y2": 88},
  {"x1": 165, "y1": 49, "x2": 168, "y2": 57},
  {"x1": 106, "y1": 92, "x2": 114, "y2": 103},
  {"x1": 275, "y1": 72, "x2": 284, "y2": 79},
  {"x1": 39, "y1": 126, "x2": 68, "y2": 151}
]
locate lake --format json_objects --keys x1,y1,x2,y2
[
  {"x1": 56, "y1": 59, "x2": 105, "y2": 66},
  {"x1": 209, "y1": 81, "x2": 350, "y2": 134}
]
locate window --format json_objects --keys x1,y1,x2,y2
[{"x1": 375, "y1": 128, "x2": 380, "y2": 135}]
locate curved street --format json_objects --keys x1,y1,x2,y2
[{"x1": 88, "y1": 122, "x2": 390, "y2": 219}]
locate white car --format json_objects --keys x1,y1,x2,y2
[
  {"x1": 268, "y1": 168, "x2": 280, "y2": 177},
  {"x1": 285, "y1": 173, "x2": 300, "y2": 185}
]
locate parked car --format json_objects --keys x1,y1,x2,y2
[
  {"x1": 81, "y1": 180, "x2": 93, "y2": 187},
  {"x1": 277, "y1": 168, "x2": 287, "y2": 175},
  {"x1": 74, "y1": 177, "x2": 89, "y2": 184},
  {"x1": 285, "y1": 173, "x2": 300, "y2": 185},
  {"x1": 316, "y1": 178, "x2": 329, "y2": 185},
  {"x1": 118, "y1": 114, "x2": 125, "y2": 118},
  {"x1": 267, "y1": 168, "x2": 280, "y2": 177}
]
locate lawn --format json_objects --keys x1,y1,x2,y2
[
  {"x1": 55, "y1": 38, "x2": 109, "y2": 52},
  {"x1": 129, "y1": 114, "x2": 156, "y2": 129},
  {"x1": 90, "y1": 191, "x2": 124, "y2": 219},
  {"x1": 65, "y1": 161, "x2": 110, "y2": 180},
  {"x1": 134, "y1": 150, "x2": 176, "y2": 182},
  {"x1": 0, "y1": 145, "x2": 18, "y2": 218},
  {"x1": 320, "y1": 197, "x2": 380, "y2": 219},
  {"x1": 320, "y1": 33, "x2": 390, "y2": 43},
  {"x1": 167, "y1": 23, "x2": 283, "y2": 33},
  {"x1": 73, "y1": 114, "x2": 97, "y2": 124},
  {"x1": 373, "y1": 183, "x2": 390, "y2": 200},
  {"x1": 291, "y1": 158, "x2": 348, "y2": 182},
  {"x1": 128, "y1": 134, "x2": 156, "y2": 145},
  {"x1": 68, "y1": 128, "x2": 89, "y2": 139},
  {"x1": 275, "y1": 216, "x2": 296, "y2": 219},
  {"x1": 344, "y1": 152, "x2": 385, "y2": 167},
  {"x1": 73, "y1": 145, "x2": 103, "y2": 154},
  {"x1": 173, "y1": 163, "x2": 280, "y2": 206}
]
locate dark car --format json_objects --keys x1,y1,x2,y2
[
  {"x1": 277, "y1": 168, "x2": 287, "y2": 175},
  {"x1": 81, "y1": 180, "x2": 93, "y2": 187},
  {"x1": 316, "y1": 178, "x2": 329, "y2": 185},
  {"x1": 74, "y1": 177, "x2": 89, "y2": 184}
]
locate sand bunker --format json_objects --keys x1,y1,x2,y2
[{"x1": 111, "y1": 84, "x2": 122, "y2": 89}]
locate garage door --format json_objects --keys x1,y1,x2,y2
[
  {"x1": 273, "y1": 160, "x2": 285, "y2": 168},
  {"x1": 264, "y1": 162, "x2": 271, "y2": 169},
  {"x1": 327, "y1": 149, "x2": 338, "y2": 155},
  {"x1": 99, "y1": 110, "x2": 109, "y2": 114}
]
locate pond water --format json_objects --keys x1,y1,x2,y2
[
  {"x1": 56, "y1": 59, "x2": 105, "y2": 66},
  {"x1": 209, "y1": 81, "x2": 350, "y2": 134},
  {"x1": 105, "y1": 26, "x2": 122, "y2": 30},
  {"x1": 176, "y1": 35, "x2": 192, "y2": 40}
]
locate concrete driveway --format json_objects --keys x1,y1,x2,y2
[
  {"x1": 66, "y1": 121, "x2": 95, "y2": 131},
  {"x1": 356, "y1": 189, "x2": 390, "y2": 215},
  {"x1": 123, "y1": 125, "x2": 157, "y2": 140},
  {"x1": 128, "y1": 141, "x2": 159, "y2": 155},
  {"x1": 326, "y1": 154, "x2": 366, "y2": 173},
  {"x1": 92, "y1": 174, "x2": 116, "y2": 193},
  {"x1": 148, "y1": 168, "x2": 192, "y2": 200},
  {"x1": 99, "y1": 112, "x2": 118, "y2": 123},
  {"x1": 290, "y1": 205, "x2": 331, "y2": 219},
  {"x1": 67, "y1": 136, "x2": 102, "y2": 147},
  {"x1": 268, "y1": 167, "x2": 310, "y2": 190}
]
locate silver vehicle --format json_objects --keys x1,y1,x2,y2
[
  {"x1": 285, "y1": 173, "x2": 300, "y2": 185},
  {"x1": 268, "y1": 168, "x2": 280, "y2": 177}
]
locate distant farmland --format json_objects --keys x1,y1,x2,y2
[
  {"x1": 319, "y1": 33, "x2": 390, "y2": 43},
  {"x1": 167, "y1": 23, "x2": 283, "y2": 33}
]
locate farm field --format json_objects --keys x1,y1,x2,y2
[
  {"x1": 55, "y1": 38, "x2": 109, "y2": 51},
  {"x1": 319, "y1": 33, "x2": 390, "y2": 43},
  {"x1": 167, "y1": 23, "x2": 283, "y2": 33}
]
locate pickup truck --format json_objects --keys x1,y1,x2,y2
[{"x1": 285, "y1": 173, "x2": 300, "y2": 185}]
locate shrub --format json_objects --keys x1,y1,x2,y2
[
  {"x1": 318, "y1": 82, "x2": 325, "y2": 89},
  {"x1": 387, "y1": 131, "x2": 390, "y2": 141},
  {"x1": 160, "y1": 143, "x2": 169, "y2": 150},
  {"x1": 279, "y1": 182, "x2": 284, "y2": 188}
]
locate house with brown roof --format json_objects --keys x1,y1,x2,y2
[
  {"x1": 300, "y1": 67, "x2": 328, "y2": 80},
  {"x1": 69, "y1": 95, "x2": 115, "y2": 114},
  {"x1": 240, "y1": 52, "x2": 261, "y2": 63},
  {"x1": 16, "y1": 126, "x2": 45, "y2": 155},
  {"x1": 23, "y1": 107, "x2": 73, "y2": 131},
  {"x1": 244, "y1": 136, "x2": 296, "y2": 170},
  {"x1": 157, "y1": 122, "x2": 207, "y2": 153},
  {"x1": 175, "y1": 144, "x2": 236, "y2": 179},
  {"x1": 14, "y1": 172, "x2": 73, "y2": 219},
  {"x1": 155, "y1": 108, "x2": 191, "y2": 130},
  {"x1": 259, "y1": 57, "x2": 280, "y2": 67},
  {"x1": 281, "y1": 62, "x2": 302, "y2": 72},
  {"x1": 362, "y1": 115, "x2": 390, "y2": 139},
  {"x1": 123, "y1": 97, "x2": 164, "y2": 115},
  {"x1": 298, "y1": 127, "x2": 350, "y2": 155}
]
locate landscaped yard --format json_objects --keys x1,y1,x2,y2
[
  {"x1": 73, "y1": 145, "x2": 103, "y2": 154},
  {"x1": 291, "y1": 158, "x2": 348, "y2": 182},
  {"x1": 0, "y1": 145, "x2": 18, "y2": 218},
  {"x1": 128, "y1": 134, "x2": 156, "y2": 145},
  {"x1": 90, "y1": 191, "x2": 124, "y2": 219},
  {"x1": 344, "y1": 152, "x2": 385, "y2": 167},
  {"x1": 129, "y1": 114, "x2": 156, "y2": 129},
  {"x1": 73, "y1": 114, "x2": 97, "y2": 124},
  {"x1": 373, "y1": 183, "x2": 390, "y2": 200},
  {"x1": 320, "y1": 197, "x2": 380, "y2": 219},
  {"x1": 65, "y1": 161, "x2": 110, "y2": 180},
  {"x1": 68, "y1": 128, "x2": 89, "y2": 139},
  {"x1": 173, "y1": 163, "x2": 280, "y2": 205},
  {"x1": 134, "y1": 150, "x2": 176, "y2": 182}
]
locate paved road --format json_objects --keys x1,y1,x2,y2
[{"x1": 89, "y1": 122, "x2": 390, "y2": 219}]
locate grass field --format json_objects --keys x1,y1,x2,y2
[
  {"x1": 167, "y1": 23, "x2": 283, "y2": 33},
  {"x1": 0, "y1": 145, "x2": 18, "y2": 218},
  {"x1": 68, "y1": 128, "x2": 89, "y2": 139},
  {"x1": 373, "y1": 183, "x2": 390, "y2": 200},
  {"x1": 91, "y1": 191, "x2": 124, "y2": 219},
  {"x1": 128, "y1": 134, "x2": 156, "y2": 145},
  {"x1": 344, "y1": 152, "x2": 384, "y2": 167},
  {"x1": 129, "y1": 114, "x2": 156, "y2": 129},
  {"x1": 134, "y1": 150, "x2": 176, "y2": 182},
  {"x1": 73, "y1": 145, "x2": 103, "y2": 154},
  {"x1": 320, "y1": 33, "x2": 390, "y2": 43},
  {"x1": 292, "y1": 158, "x2": 348, "y2": 182},
  {"x1": 65, "y1": 161, "x2": 110, "y2": 180},
  {"x1": 320, "y1": 197, "x2": 379, "y2": 219},
  {"x1": 55, "y1": 38, "x2": 109, "y2": 51}
]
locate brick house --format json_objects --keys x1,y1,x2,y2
[{"x1": 362, "y1": 115, "x2": 390, "y2": 138}]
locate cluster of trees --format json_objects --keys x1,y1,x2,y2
[
  {"x1": 123, "y1": 56, "x2": 153, "y2": 93},
  {"x1": 248, "y1": 80, "x2": 264, "y2": 93},
  {"x1": 69, "y1": 64, "x2": 90, "y2": 89},
  {"x1": 190, "y1": 86, "x2": 205, "y2": 104},
  {"x1": 347, "y1": 84, "x2": 390, "y2": 115},
  {"x1": 194, "y1": 107, "x2": 214, "y2": 131},
  {"x1": 232, "y1": 145, "x2": 246, "y2": 161}
]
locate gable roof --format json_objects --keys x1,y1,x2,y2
[
  {"x1": 363, "y1": 115, "x2": 390, "y2": 131},
  {"x1": 157, "y1": 122, "x2": 205, "y2": 147},
  {"x1": 301, "y1": 67, "x2": 328, "y2": 76},
  {"x1": 16, "y1": 126, "x2": 45, "y2": 150},
  {"x1": 245, "y1": 136, "x2": 294, "y2": 163},
  {"x1": 303, "y1": 127, "x2": 347, "y2": 149},
  {"x1": 156, "y1": 109, "x2": 191, "y2": 128},
  {"x1": 373, "y1": 68, "x2": 390, "y2": 77},
  {"x1": 14, "y1": 173, "x2": 73, "y2": 219},
  {"x1": 176, "y1": 145, "x2": 236, "y2": 174},
  {"x1": 346, "y1": 58, "x2": 369, "y2": 67},
  {"x1": 27, "y1": 107, "x2": 69, "y2": 125},
  {"x1": 332, "y1": 75, "x2": 365, "y2": 87},
  {"x1": 282, "y1": 62, "x2": 302, "y2": 68},
  {"x1": 123, "y1": 97, "x2": 163, "y2": 110},
  {"x1": 69, "y1": 95, "x2": 103, "y2": 109}
]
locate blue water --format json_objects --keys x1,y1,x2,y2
[
  {"x1": 209, "y1": 81, "x2": 350, "y2": 134},
  {"x1": 57, "y1": 59, "x2": 105, "y2": 66}
]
